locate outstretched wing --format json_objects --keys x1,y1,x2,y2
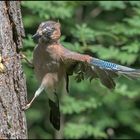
[{"x1": 61, "y1": 46, "x2": 140, "y2": 89}]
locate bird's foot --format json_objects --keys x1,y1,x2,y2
[
  {"x1": 20, "y1": 52, "x2": 34, "y2": 68},
  {"x1": 22, "y1": 103, "x2": 31, "y2": 110}
]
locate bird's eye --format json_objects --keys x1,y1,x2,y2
[
  {"x1": 42, "y1": 28, "x2": 47, "y2": 33},
  {"x1": 51, "y1": 27, "x2": 55, "y2": 30},
  {"x1": 46, "y1": 27, "x2": 52, "y2": 30},
  {"x1": 42, "y1": 27, "x2": 55, "y2": 36},
  {"x1": 47, "y1": 27, "x2": 55, "y2": 33}
]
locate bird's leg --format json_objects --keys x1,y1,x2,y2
[
  {"x1": 23, "y1": 85, "x2": 45, "y2": 110},
  {"x1": 20, "y1": 52, "x2": 34, "y2": 68}
]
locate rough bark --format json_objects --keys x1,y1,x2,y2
[{"x1": 0, "y1": 1, "x2": 27, "y2": 139}]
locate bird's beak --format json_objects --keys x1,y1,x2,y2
[{"x1": 32, "y1": 32, "x2": 41, "y2": 43}]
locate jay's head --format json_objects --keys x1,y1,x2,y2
[{"x1": 32, "y1": 21, "x2": 61, "y2": 43}]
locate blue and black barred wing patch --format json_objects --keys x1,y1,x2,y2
[
  {"x1": 90, "y1": 58, "x2": 140, "y2": 79},
  {"x1": 90, "y1": 58, "x2": 119, "y2": 71}
]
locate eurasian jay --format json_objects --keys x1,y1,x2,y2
[{"x1": 23, "y1": 21, "x2": 140, "y2": 130}]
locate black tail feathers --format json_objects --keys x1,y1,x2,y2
[{"x1": 49, "y1": 99, "x2": 60, "y2": 130}]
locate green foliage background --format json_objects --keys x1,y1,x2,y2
[{"x1": 21, "y1": 1, "x2": 140, "y2": 139}]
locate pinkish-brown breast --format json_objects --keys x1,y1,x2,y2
[{"x1": 33, "y1": 42, "x2": 65, "y2": 84}]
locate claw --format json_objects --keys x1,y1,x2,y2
[
  {"x1": 22, "y1": 103, "x2": 31, "y2": 110},
  {"x1": 20, "y1": 52, "x2": 34, "y2": 68},
  {"x1": 22, "y1": 85, "x2": 45, "y2": 111}
]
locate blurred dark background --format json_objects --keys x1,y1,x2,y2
[{"x1": 21, "y1": 1, "x2": 140, "y2": 139}]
